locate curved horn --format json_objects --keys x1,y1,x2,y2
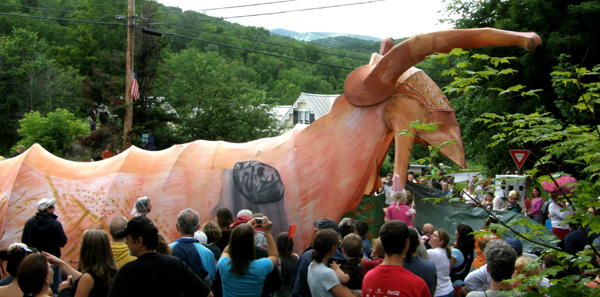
[{"x1": 345, "y1": 28, "x2": 542, "y2": 107}]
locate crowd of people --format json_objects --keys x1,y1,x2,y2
[{"x1": 1, "y1": 171, "x2": 599, "y2": 297}]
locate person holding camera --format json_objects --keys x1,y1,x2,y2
[{"x1": 217, "y1": 216, "x2": 278, "y2": 297}]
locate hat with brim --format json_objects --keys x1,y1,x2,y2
[
  {"x1": 115, "y1": 216, "x2": 158, "y2": 238},
  {"x1": 37, "y1": 198, "x2": 56, "y2": 211}
]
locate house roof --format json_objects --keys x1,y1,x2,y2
[{"x1": 278, "y1": 93, "x2": 339, "y2": 126}]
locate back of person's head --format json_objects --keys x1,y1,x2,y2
[
  {"x1": 422, "y1": 223, "x2": 434, "y2": 235},
  {"x1": 513, "y1": 256, "x2": 540, "y2": 278},
  {"x1": 354, "y1": 220, "x2": 369, "y2": 239},
  {"x1": 156, "y1": 234, "x2": 172, "y2": 255},
  {"x1": 379, "y1": 220, "x2": 409, "y2": 256},
  {"x1": 79, "y1": 229, "x2": 116, "y2": 288},
  {"x1": 132, "y1": 196, "x2": 151, "y2": 216},
  {"x1": 505, "y1": 237, "x2": 523, "y2": 257},
  {"x1": 484, "y1": 240, "x2": 517, "y2": 283},
  {"x1": 17, "y1": 253, "x2": 49, "y2": 297},
  {"x1": 237, "y1": 209, "x2": 253, "y2": 218},
  {"x1": 216, "y1": 207, "x2": 234, "y2": 231},
  {"x1": 390, "y1": 191, "x2": 408, "y2": 208},
  {"x1": 109, "y1": 216, "x2": 128, "y2": 241},
  {"x1": 312, "y1": 229, "x2": 339, "y2": 263},
  {"x1": 478, "y1": 235, "x2": 495, "y2": 252},
  {"x1": 229, "y1": 223, "x2": 256, "y2": 275},
  {"x1": 276, "y1": 232, "x2": 294, "y2": 258},
  {"x1": 338, "y1": 217, "x2": 355, "y2": 239},
  {"x1": 456, "y1": 223, "x2": 475, "y2": 254},
  {"x1": 484, "y1": 216, "x2": 499, "y2": 229},
  {"x1": 115, "y1": 216, "x2": 159, "y2": 250},
  {"x1": 405, "y1": 227, "x2": 420, "y2": 259},
  {"x1": 371, "y1": 238, "x2": 384, "y2": 259},
  {"x1": 342, "y1": 233, "x2": 362, "y2": 258},
  {"x1": 0, "y1": 243, "x2": 37, "y2": 277},
  {"x1": 176, "y1": 208, "x2": 200, "y2": 235},
  {"x1": 202, "y1": 221, "x2": 222, "y2": 244}
]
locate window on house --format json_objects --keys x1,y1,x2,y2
[{"x1": 298, "y1": 110, "x2": 311, "y2": 124}]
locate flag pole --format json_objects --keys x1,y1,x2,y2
[{"x1": 124, "y1": 0, "x2": 134, "y2": 150}]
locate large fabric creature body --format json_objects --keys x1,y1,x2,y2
[{"x1": 0, "y1": 29, "x2": 541, "y2": 265}]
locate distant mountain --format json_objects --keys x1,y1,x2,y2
[{"x1": 271, "y1": 28, "x2": 381, "y2": 42}]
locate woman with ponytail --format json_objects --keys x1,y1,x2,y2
[
  {"x1": 17, "y1": 253, "x2": 53, "y2": 297},
  {"x1": 427, "y1": 229, "x2": 454, "y2": 297},
  {"x1": 307, "y1": 229, "x2": 354, "y2": 297}
]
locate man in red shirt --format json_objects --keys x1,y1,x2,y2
[{"x1": 362, "y1": 221, "x2": 431, "y2": 297}]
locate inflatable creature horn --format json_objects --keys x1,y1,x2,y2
[
  {"x1": 345, "y1": 28, "x2": 542, "y2": 107},
  {"x1": 392, "y1": 173, "x2": 404, "y2": 192}
]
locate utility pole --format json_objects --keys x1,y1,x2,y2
[{"x1": 124, "y1": 0, "x2": 134, "y2": 150}]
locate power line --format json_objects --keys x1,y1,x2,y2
[
  {"x1": 199, "y1": 0, "x2": 299, "y2": 12},
  {"x1": 165, "y1": 24, "x2": 370, "y2": 61},
  {"x1": 150, "y1": 0, "x2": 385, "y2": 25},
  {"x1": 161, "y1": 31, "x2": 356, "y2": 70},
  {"x1": 0, "y1": 8, "x2": 447, "y2": 75}
]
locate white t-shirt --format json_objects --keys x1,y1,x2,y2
[
  {"x1": 549, "y1": 202, "x2": 573, "y2": 229},
  {"x1": 492, "y1": 196, "x2": 506, "y2": 210},
  {"x1": 427, "y1": 247, "x2": 454, "y2": 297},
  {"x1": 307, "y1": 261, "x2": 340, "y2": 297}
]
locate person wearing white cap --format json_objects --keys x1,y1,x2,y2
[{"x1": 21, "y1": 197, "x2": 67, "y2": 294}]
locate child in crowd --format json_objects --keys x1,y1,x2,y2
[
  {"x1": 481, "y1": 192, "x2": 494, "y2": 210},
  {"x1": 361, "y1": 238, "x2": 384, "y2": 274},
  {"x1": 385, "y1": 190, "x2": 416, "y2": 227},
  {"x1": 335, "y1": 234, "x2": 364, "y2": 294},
  {"x1": 507, "y1": 190, "x2": 523, "y2": 213},
  {"x1": 421, "y1": 223, "x2": 434, "y2": 249},
  {"x1": 354, "y1": 220, "x2": 372, "y2": 260}
]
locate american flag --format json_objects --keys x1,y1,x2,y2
[{"x1": 131, "y1": 70, "x2": 139, "y2": 100}]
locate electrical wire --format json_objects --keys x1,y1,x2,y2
[
  {"x1": 199, "y1": 0, "x2": 299, "y2": 12},
  {"x1": 0, "y1": 8, "x2": 448, "y2": 76},
  {"x1": 160, "y1": 31, "x2": 357, "y2": 70},
  {"x1": 150, "y1": 0, "x2": 385, "y2": 25},
  {"x1": 164, "y1": 24, "x2": 371, "y2": 61}
]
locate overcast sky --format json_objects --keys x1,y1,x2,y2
[{"x1": 156, "y1": 0, "x2": 453, "y2": 39}]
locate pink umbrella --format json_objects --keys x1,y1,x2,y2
[{"x1": 542, "y1": 175, "x2": 578, "y2": 196}]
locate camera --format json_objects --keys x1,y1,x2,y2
[{"x1": 255, "y1": 217, "x2": 264, "y2": 226}]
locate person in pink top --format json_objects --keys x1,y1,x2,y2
[
  {"x1": 527, "y1": 187, "x2": 544, "y2": 223},
  {"x1": 384, "y1": 191, "x2": 416, "y2": 227}
]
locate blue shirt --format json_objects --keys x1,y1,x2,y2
[
  {"x1": 170, "y1": 238, "x2": 217, "y2": 283},
  {"x1": 218, "y1": 256, "x2": 274, "y2": 297}
]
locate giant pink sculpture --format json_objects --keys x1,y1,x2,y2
[{"x1": 0, "y1": 28, "x2": 541, "y2": 264}]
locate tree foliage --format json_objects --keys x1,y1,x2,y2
[
  {"x1": 429, "y1": 49, "x2": 600, "y2": 295},
  {"x1": 16, "y1": 108, "x2": 89, "y2": 156}
]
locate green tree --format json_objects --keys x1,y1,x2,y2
[
  {"x1": 428, "y1": 51, "x2": 600, "y2": 295},
  {"x1": 15, "y1": 108, "x2": 89, "y2": 156},
  {"x1": 0, "y1": 28, "x2": 83, "y2": 156},
  {"x1": 156, "y1": 49, "x2": 280, "y2": 143}
]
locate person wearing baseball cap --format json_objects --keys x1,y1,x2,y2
[
  {"x1": 108, "y1": 216, "x2": 213, "y2": 297},
  {"x1": 21, "y1": 198, "x2": 67, "y2": 294}
]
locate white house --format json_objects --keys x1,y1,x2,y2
[{"x1": 275, "y1": 93, "x2": 339, "y2": 131}]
